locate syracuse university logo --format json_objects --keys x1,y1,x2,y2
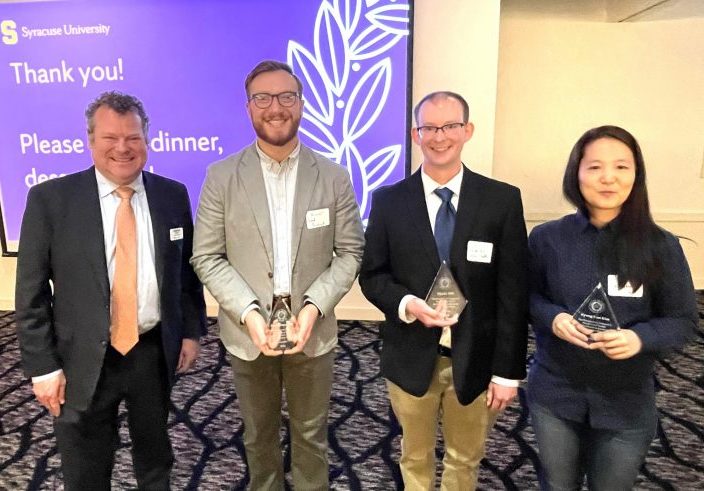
[{"x1": 1, "y1": 19, "x2": 18, "y2": 45}]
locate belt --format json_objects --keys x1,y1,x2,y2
[
  {"x1": 272, "y1": 294, "x2": 291, "y2": 305},
  {"x1": 438, "y1": 345, "x2": 452, "y2": 358}
]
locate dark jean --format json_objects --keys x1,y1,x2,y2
[{"x1": 530, "y1": 402, "x2": 656, "y2": 491}]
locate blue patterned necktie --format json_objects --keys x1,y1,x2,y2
[{"x1": 433, "y1": 187, "x2": 456, "y2": 264}]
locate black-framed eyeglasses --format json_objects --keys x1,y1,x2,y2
[
  {"x1": 417, "y1": 122, "x2": 465, "y2": 138},
  {"x1": 248, "y1": 92, "x2": 300, "y2": 109}
]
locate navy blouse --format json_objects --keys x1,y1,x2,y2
[{"x1": 527, "y1": 212, "x2": 698, "y2": 429}]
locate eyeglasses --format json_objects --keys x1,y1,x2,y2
[
  {"x1": 417, "y1": 122, "x2": 465, "y2": 138},
  {"x1": 248, "y1": 92, "x2": 300, "y2": 109}
]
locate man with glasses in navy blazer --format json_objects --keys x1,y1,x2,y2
[{"x1": 360, "y1": 91, "x2": 529, "y2": 490}]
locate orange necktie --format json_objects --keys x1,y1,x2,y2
[{"x1": 111, "y1": 186, "x2": 139, "y2": 355}]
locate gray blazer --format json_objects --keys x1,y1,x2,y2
[{"x1": 191, "y1": 143, "x2": 364, "y2": 360}]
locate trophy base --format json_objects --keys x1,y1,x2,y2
[{"x1": 275, "y1": 340, "x2": 297, "y2": 351}]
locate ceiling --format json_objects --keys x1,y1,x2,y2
[{"x1": 502, "y1": 0, "x2": 704, "y2": 22}]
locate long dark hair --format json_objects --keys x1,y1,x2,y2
[{"x1": 562, "y1": 125, "x2": 664, "y2": 288}]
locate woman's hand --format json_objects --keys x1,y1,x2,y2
[
  {"x1": 588, "y1": 329, "x2": 642, "y2": 360},
  {"x1": 551, "y1": 312, "x2": 594, "y2": 349}
]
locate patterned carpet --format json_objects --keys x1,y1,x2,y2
[{"x1": 0, "y1": 294, "x2": 702, "y2": 490}]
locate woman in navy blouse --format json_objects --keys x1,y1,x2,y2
[{"x1": 527, "y1": 125, "x2": 698, "y2": 490}]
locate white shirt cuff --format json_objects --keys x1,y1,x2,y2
[
  {"x1": 240, "y1": 303, "x2": 260, "y2": 324},
  {"x1": 32, "y1": 369, "x2": 63, "y2": 383},
  {"x1": 398, "y1": 295, "x2": 419, "y2": 323},
  {"x1": 491, "y1": 375, "x2": 520, "y2": 387},
  {"x1": 303, "y1": 297, "x2": 324, "y2": 318}
]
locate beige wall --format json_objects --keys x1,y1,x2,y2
[
  {"x1": 495, "y1": 11, "x2": 704, "y2": 288},
  {"x1": 0, "y1": 258, "x2": 15, "y2": 310}
]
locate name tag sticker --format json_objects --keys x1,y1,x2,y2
[
  {"x1": 607, "y1": 275, "x2": 643, "y2": 297},
  {"x1": 306, "y1": 208, "x2": 330, "y2": 229},
  {"x1": 170, "y1": 227, "x2": 184, "y2": 241},
  {"x1": 466, "y1": 241, "x2": 493, "y2": 263}
]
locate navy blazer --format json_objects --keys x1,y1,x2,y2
[
  {"x1": 359, "y1": 167, "x2": 529, "y2": 405},
  {"x1": 15, "y1": 167, "x2": 206, "y2": 411}
]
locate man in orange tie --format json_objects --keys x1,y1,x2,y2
[{"x1": 15, "y1": 91, "x2": 206, "y2": 490}]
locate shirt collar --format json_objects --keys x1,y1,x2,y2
[
  {"x1": 256, "y1": 141, "x2": 301, "y2": 174},
  {"x1": 95, "y1": 167, "x2": 144, "y2": 199},
  {"x1": 420, "y1": 165, "x2": 463, "y2": 199},
  {"x1": 574, "y1": 209, "x2": 591, "y2": 232},
  {"x1": 574, "y1": 209, "x2": 620, "y2": 234}
]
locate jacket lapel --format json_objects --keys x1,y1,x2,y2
[
  {"x1": 290, "y1": 146, "x2": 318, "y2": 268},
  {"x1": 142, "y1": 172, "x2": 166, "y2": 295},
  {"x1": 404, "y1": 170, "x2": 440, "y2": 270},
  {"x1": 79, "y1": 168, "x2": 110, "y2": 303},
  {"x1": 452, "y1": 167, "x2": 483, "y2": 258},
  {"x1": 240, "y1": 145, "x2": 274, "y2": 269}
]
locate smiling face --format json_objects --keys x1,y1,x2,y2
[
  {"x1": 246, "y1": 69, "x2": 303, "y2": 149},
  {"x1": 578, "y1": 137, "x2": 636, "y2": 225},
  {"x1": 89, "y1": 106, "x2": 147, "y2": 185},
  {"x1": 412, "y1": 95, "x2": 473, "y2": 178}
]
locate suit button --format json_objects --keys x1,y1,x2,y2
[
  {"x1": 268, "y1": 272, "x2": 273, "y2": 278},
  {"x1": 266, "y1": 304, "x2": 271, "y2": 311}
]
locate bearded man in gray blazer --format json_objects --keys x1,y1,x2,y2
[{"x1": 190, "y1": 60, "x2": 364, "y2": 490}]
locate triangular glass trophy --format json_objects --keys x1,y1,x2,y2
[
  {"x1": 424, "y1": 261, "x2": 468, "y2": 321},
  {"x1": 267, "y1": 296, "x2": 298, "y2": 351},
  {"x1": 573, "y1": 283, "x2": 619, "y2": 331}
]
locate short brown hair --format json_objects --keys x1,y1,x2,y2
[
  {"x1": 413, "y1": 91, "x2": 470, "y2": 125},
  {"x1": 244, "y1": 60, "x2": 303, "y2": 97}
]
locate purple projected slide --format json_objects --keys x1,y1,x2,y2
[{"x1": 0, "y1": 0, "x2": 411, "y2": 253}]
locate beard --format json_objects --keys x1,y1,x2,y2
[{"x1": 252, "y1": 110, "x2": 301, "y2": 147}]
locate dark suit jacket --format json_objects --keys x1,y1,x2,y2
[
  {"x1": 15, "y1": 167, "x2": 206, "y2": 411},
  {"x1": 359, "y1": 167, "x2": 528, "y2": 405}
]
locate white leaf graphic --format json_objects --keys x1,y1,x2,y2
[
  {"x1": 338, "y1": 141, "x2": 368, "y2": 212},
  {"x1": 334, "y1": 0, "x2": 362, "y2": 34},
  {"x1": 288, "y1": 0, "x2": 410, "y2": 223},
  {"x1": 314, "y1": 1, "x2": 350, "y2": 97},
  {"x1": 350, "y1": 25, "x2": 403, "y2": 60},
  {"x1": 342, "y1": 58, "x2": 391, "y2": 142},
  {"x1": 364, "y1": 144, "x2": 401, "y2": 191},
  {"x1": 287, "y1": 41, "x2": 335, "y2": 125},
  {"x1": 299, "y1": 112, "x2": 340, "y2": 160},
  {"x1": 365, "y1": 4, "x2": 410, "y2": 35}
]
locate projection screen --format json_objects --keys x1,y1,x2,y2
[{"x1": 0, "y1": 0, "x2": 413, "y2": 254}]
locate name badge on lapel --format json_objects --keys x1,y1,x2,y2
[
  {"x1": 170, "y1": 227, "x2": 184, "y2": 241},
  {"x1": 607, "y1": 275, "x2": 643, "y2": 297},
  {"x1": 466, "y1": 241, "x2": 493, "y2": 263},
  {"x1": 306, "y1": 208, "x2": 330, "y2": 229}
]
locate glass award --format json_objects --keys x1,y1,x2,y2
[
  {"x1": 424, "y1": 261, "x2": 468, "y2": 321},
  {"x1": 267, "y1": 297, "x2": 298, "y2": 351},
  {"x1": 573, "y1": 283, "x2": 619, "y2": 331}
]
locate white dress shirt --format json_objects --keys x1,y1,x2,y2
[{"x1": 257, "y1": 143, "x2": 300, "y2": 296}]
